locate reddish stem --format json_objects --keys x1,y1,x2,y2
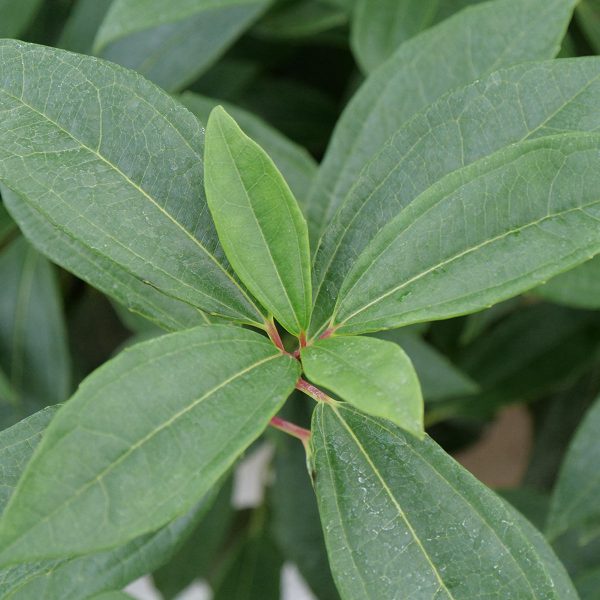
[
  {"x1": 299, "y1": 331, "x2": 307, "y2": 348},
  {"x1": 270, "y1": 416, "x2": 311, "y2": 446},
  {"x1": 296, "y1": 378, "x2": 333, "y2": 404},
  {"x1": 266, "y1": 319, "x2": 286, "y2": 352},
  {"x1": 319, "y1": 327, "x2": 335, "y2": 340}
]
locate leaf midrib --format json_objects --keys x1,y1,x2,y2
[{"x1": 0, "y1": 342, "x2": 282, "y2": 558}]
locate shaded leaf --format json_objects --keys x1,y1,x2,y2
[
  {"x1": 311, "y1": 58, "x2": 600, "y2": 335},
  {"x1": 538, "y1": 256, "x2": 600, "y2": 309},
  {"x1": 179, "y1": 92, "x2": 317, "y2": 206},
  {"x1": 0, "y1": 41, "x2": 263, "y2": 328},
  {"x1": 302, "y1": 336, "x2": 423, "y2": 436},
  {"x1": 0, "y1": 0, "x2": 43, "y2": 37},
  {"x1": 577, "y1": 0, "x2": 600, "y2": 54},
  {"x1": 205, "y1": 107, "x2": 312, "y2": 335},
  {"x1": 547, "y1": 393, "x2": 600, "y2": 540},
  {"x1": 94, "y1": 0, "x2": 270, "y2": 92},
  {"x1": 0, "y1": 325, "x2": 300, "y2": 564},
  {"x1": 0, "y1": 199, "x2": 15, "y2": 245},
  {"x1": 305, "y1": 0, "x2": 576, "y2": 247},
  {"x1": 0, "y1": 237, "x2": 70, "y2": 425},
  {"x1": 58, "y1": 0, "x2": 113, "y2": 54},
  {"x1": 311, "y1": 403, "x2": 578, "y2": 599}
]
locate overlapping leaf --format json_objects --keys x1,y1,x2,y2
[
  {"x1": 0, "y1": 0, "x2": 43, "y2": 37},
  {"x1": 305, "y1": 0, "x2": 576, "y2": 247},
  {"x1": 538, "y1": 256, "x2": 600, "y2": 309},
  {"x1": 311, "y1": 404, "x2": 578, "y2": 599},
  {"x1": 205, "y1": 107, "x2": 312, "y2": 335},
  {"x1": 302, "y1": 336, "x2": 423, "y2": 436},
  {"x1": 0, "y1": 325, "x2": 299, "y2": 565},
  {"x1": 311, "y1": 58, "x2": 600, "y2": 334},
  {"x1": 94, "y1": 0, "x2": 271, "y2": 91},
  {"x1": 0, "y1": 41, "x2": 263, "y2": 328}
]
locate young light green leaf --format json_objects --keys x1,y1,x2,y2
[
  {"x1": 0, "y1": 237, "x2": 71, "y2": 424},
  {"x1": 547, "y1": 393, "x2": 600, "y2": 541},
  {"x1": 179, "y1": 92, "x2": 317, "y2": 206},
  {"x1": 0, "y1": 0, "x2": 43, "y2": 37},
  {"x1": 302, "y1": 336, "x2": 423, "y2": 437},
  {"x1": 305, "y1": 0, "x2": 576, "y2": 247},
  {"x1": 0, "y1": 325, "x2": 300, "y2": 565},
  {"x1": 205, "y1": 107, "x2": 312, "y2": 335},
  {"x1": 311, "y1": 404, "x2": 578, "y2": 599},
  {"x1": 311, "y1": 58, "x2": 600, "y2": 335},
  {"x1": 0, "y1": 40, "x2": 263, "y2": 328},
  {"x1": 94, "y1": 0, "x2": 270, "y2": 92},
  {"x1": 537, "y1": 256, "x2": 600, "y2": 309},
  {"x1": 329, "y1": 135, "x2": 600, "y2": 334},
  {"x1": 374, "y1": 329, "x2": 479, "y2": 403}
]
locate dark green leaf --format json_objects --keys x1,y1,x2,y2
[
  {"x1": 58, "y1": 0, "x2": 113, "y2": 54},
  {"x1": 575, "y1": 568, "x2": 600, "y2": 600},
  {"x1": 0, "y1": 200, "x2": 15, "y2": 245},
  {"x1": 179, "y1": 92, "x2": 317, "y2": 206},
  {"x1": 0, "y1": 41, "x2": 263, "y2": 327},
  {"x1": 0, "y1": 325, "x2": 300, "y2": 564},
  {"x1": 311, "y1": 404, "x2": 578, "y2": 599},
  {"x1": 577, "y1": 0, "x2": 600, "y2": 54},
  {"x1": 153, "y1": 478, "x2": 235, "y2": 599},
  {"x1": 305, "y1": 0, "x2": 576, "y2": 247},
  {"x1": 94, "y1": 0, "x2": 270, "y2": 92},
  {"x1": 538, "y1": 256, "x2": 600, "y2": 309},
  {"x1": 330, "y1": 135, "x2": 600, "y2": 334},
  {"x1": 547, "y1": 393, "x2": 600, "y2": 540},
  {"x1": 88, "y1": 593, "x2": 133, "y2": 600},
  {"x1": 0, "y1": 237, "x2": 71, "y2": 424},
  {"x1": 311, "y1": 58, "x2": 600, "y2": 335},
  {"x1": 0, "y1": 0, "x2": 43, "y2": 37},
  {"x1": 302, "y1": 336, "x2": 423, "y2": 436},
  {"x1": 205, "y1": 107, "x2": 312, "y2": 335}
]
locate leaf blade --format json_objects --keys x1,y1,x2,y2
[
  {"x1": 205, "y1": 107, "x2": 312, "y2": 335},
  {"x1": 0, "y1": 40, "x2": 263, "y2": 327},
  {"x1": 0, "y1": 324, "x2": 300, "y2": 564},
  {"x1": 312, "y1": 404, "x2": 578, "y2": 599},
  {"x1": 302, "y1": 336, "x2": 423, "y2": 437}
]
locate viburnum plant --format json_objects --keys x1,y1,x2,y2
[{"x1": 2, "y1": 0, "x2": 600, "y2": 598}]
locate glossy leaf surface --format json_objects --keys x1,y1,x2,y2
[
  {"x1": 205, "y1": 107, "x2": 312, "y2": 335},
  {"x1": 0, "y1": 41, "x2": 263, "y2": 327},
  {"x1": 311, "y1": 404, "x2": 578, "y2": 599},
  {"x1": 0, "y1": 325, "x2": 300, "y2": 564},
  {"x1": 306, "y1": 0, "x2": 575, "y2": 246},
  {"x1": 311, "y1": 58, "x2": 600, "y2": 335},
  {"x1": 94, "y1": 0, "x2": 270, "y2": 91},
  {"x1": 302, "y1": 336, "x2": 423, "y2": 436}
]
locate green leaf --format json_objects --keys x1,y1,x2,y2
[
  {"x1": 212, "y1": 515, "x2": 283, "y2": 600},
  {"x1": 0, "y1": 40, "x2": 263, "y2": 328},
  {"x1": 179, "y1": 92, "x2": 317, "y2": 206},
  {"x1": 311, "y1": 58, "x2": 600, "y2": 335},
  {"x1": 270, "y1": 396, "x2": 340, "y2": 600},
  {"x1": 88, "y1": 593, "x2": 133, "y2": 600},
  {"x1": 305, "y1": 0, "x2": 576, "y2": 248},
  {"x1": 57, "y1": 0, "x2": 113, "y2": 54},
  {"x1": 0, "y1": 0, "x2": 43, "y2": 37},
  {"x1": 0, "y1": 324, "x2": 300, "y2": 565},
  {"x1": 0, "y1": 199, "x2": 15, "y2": 245},
  {"x1": 311, "y1": 403, "x2": 578, "y2": 599},
  {"x1": 575, "y1": 568, "x2": 600, "y2": 600},
  {"x1": 374, "y1": 329, "x2": 479, "y2": 403},
  {"x1": 94, "y1": 0, "x2": 270, "y2": 92},
  {"x1": 302, "y1": 336, "x2": 423, "y2": 437},
  {"x1": 537, "y1": 256, "x2": 600, "y2": 309},
  {"x1": 547, "y1": 393, "x2": 600, "y2": 541},
  {"x1": 577, "y1": 0, "x2": 600, "y2": 55},
  {"x1": 153, "y1": 478, "x2": 234, "y2": 599},
  {"x1": 0, "y1": 367, "x2": 16, "y2": 409},
  {"x1": 205, "y1": 107, "x2": 312, "y2": 335},
  {"x1": 255, "y1": 1, "x2": 347, "y2": 40},
  {"x1": 330, "y1": 134, "x2": 600, "y2": 335},
  {"x1": 0, "y1": 237, "x2": 71, "y2": 424}
]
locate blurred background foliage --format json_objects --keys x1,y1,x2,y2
[{"x1": 2, "y1": 0, "x2": 600, "y2": 598}]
